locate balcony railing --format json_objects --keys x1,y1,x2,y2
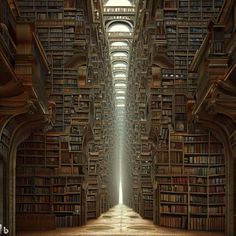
[
  {"x1": 107, "y1": 32, "x2": 132, "y2": 38},
  {"x1": 111, "y1": 56, "x2": 128, "y2": 61},
  {"x1": 112, "y1": 67, "x2": 128, "y2": 71},
  {"x1": 110, "y1": 46, "x2": 130, "y2": 51},
  {"x1": 210, "y1": 40, "x2": 225, "y2": 55},
  {"x1": 103, "y1": 6, "x2": 135, "y2": 14}
]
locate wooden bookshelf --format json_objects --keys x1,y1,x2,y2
[
  {"x1": 14, "y1": 0, "x2": 114, "y2": 226},
  {"x1": 16, "y1": 132, "x2": 85, "y2": 228},
  {"x1": 154, "y1": 131, "x2": 225, "y2": 231}
]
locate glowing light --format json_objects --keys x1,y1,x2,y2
[
  {"x1": 115, "y1": 83, "x2": 127, "y2": 88},
  {"x1": 119, "y1": 179, "x2": 123, "y2": 204},
  {"x1": 113, "y1": 62, "x2": 128, "y2": 68},
  {"x1": 113, "y1": 72, "x2": 127, "y2": 77},
  {"x1": 116, "y1": 96, "x2": 125, "y2": 100},
  {"x1": 111, "y1": 41, "x2": 129, "y2": 47},
  {"x1": 116, "y1": 90, "x2": 126, "y2": 94},
  {"x1": 116, "y1": 104, "x2": 125, "y2": 107},
  {"x1": 111, "y1": 52, "x2": 128, "y2": 57},
  {"x1": 108, "y1": 23, "x2": 131, "y2": 32},
  {"x1": 105, "y1": 0, "x2": 132, "y2": 7}
]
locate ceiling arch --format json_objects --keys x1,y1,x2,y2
[
  {"x1": 105, "y1": 0, "x2": 132, "y2": 7},
  {"x1": 110, "y1": 41, "x2": 129, "y2": 46},
  {"x1": 108, "y1": 22, "x2": 132, "y2": 32}
]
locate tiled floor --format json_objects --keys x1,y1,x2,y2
[{"x1": 17, "y1": 204, "x2": 225, "y2": 236}]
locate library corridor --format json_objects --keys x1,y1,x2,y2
[
  {"x1": 0, "y1": 0, "x2": 236, "y2": 236},
  {"x1": 17, "y1": 204, "x2": 224, "y2": 236}
]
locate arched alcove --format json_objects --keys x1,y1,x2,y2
[
  {"x1": 113, "y1": 72, "x2": 127, "y2": 78},
  {"x1": 112, "y1": 61, "x2": 128, "y2": 68},
  {"x1": 107, "y1": 20, "x2": 133, "y2": 33},
  {"x1": 111, "y1": 51, "x2": 129, "y2": 57},
  {"x1": 108, "y1": 23, "x2": 131, "y2": 32}
]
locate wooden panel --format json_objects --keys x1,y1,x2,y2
[{"x1": 16, "y1": 214, "x2": 55, "y2": 231}]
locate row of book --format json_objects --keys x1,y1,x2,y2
[
  {"x1": 160, "y1": 184, "x2": 224, "y2": 193},
  {"x1": 209, "y1": 166, "x2": 225, "y2": 175},
  {"x1": 16, "y1": 167, "x2": 53, "y2": 176},
  {"x1": 16, "y1": 177, "x2": 51, "y2": 186},
  {"x1": 160, "y1": 215, "x2": 187, "y2": 228},
  {"x1": 53, "y1": 195, "x2": 80, "y2": 203},
  {"x1": 184, "y1": 156, "x2": 208, "y2": 164},
  {"x1": 190, "y1": 206, "x2": 207, "y2": 214},
  {"x1": 53, "y1": 185, "x2": 81, "y2": 193},
  {"x1": 184, "y1": 143, "x2": 208, "y2": 153},
  {"x1": 209, "y1": 206, "x2": 225, "y2": 214},
  {"x1": 55, "y1": 215, "x2": 80, "y2": 227},
  {"x1": 189, "y1": 216, "x2": 225, "y2": 231},
  {"x1": 184, "y1": 167, "x2": 208, "y2": 176},
  {"x1": 16, "y1": 196, "x2": 50, "y2": 203},
  {"x1": 170, "y1": 141, "x2": 183, "y2": 149},
  {"x1": 161, "y1": 193, "x2": 187, "y2": 203},
  {"x1": 189, "y1": 217, "x2": 207, "y2": 230},
  {"x1": 157, "y1": 166, "x2": 214, "y2": 176},
  {"x1": 16, "y1": 204, "x2": 51, "y2": 212},
  {"x1": 53, "y1": 204, "x2": 80, "y2": 212},
  {"x1": 175, "y1": 95, "x2": 186, "y2": 104},
  {"x1": 190, "y1": 195, "x2": 207, "y2": 204},
  {"x1": 16, "y1": 187, "x2": 50, "y2": 194},
  {"x1": 175, "y1": 105, "x2": 186, "y2": 113},
  {"x1": 183, "y1": 135, "x2": 208, "y2": 142},
  {"x1": 161, "y1": 205, "x2": 188, "y2": 214}
]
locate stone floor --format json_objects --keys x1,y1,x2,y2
[{"x1": 17, "y1": 204, "x2": 225, "y2": 236}]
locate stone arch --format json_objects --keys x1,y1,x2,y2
[
  {"x1": 106, "y1": 20, "x2": 133, "y2": 32},
  {"x1": 110, "y1": 40, "x2": 130, "y2": 47},
  {"x1": 0, "y1": 111, "x2": 51, "y2": 236},
  {"x1": 112, "y1": 60, "x2": 128, "y2": 68},
  {"x1": 194, "y1": 113, "x2": 235, "y2": 235}
]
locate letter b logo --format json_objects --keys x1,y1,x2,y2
[{"x1": 4, "y1": 226, "x2": 9, "y2": 234}]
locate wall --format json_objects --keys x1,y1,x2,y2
[{"x1": 0, "y1": 157, "x2": 4, "y2": 226}]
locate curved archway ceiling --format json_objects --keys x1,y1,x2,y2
[
  {"x1": 111, "y1": 41, "x2": 129, "y2": 47},
  {"x1": 106, "y1": 13, "x2": 133, "y2": 116},
  {"x1": 105, "y1": 0, "x2": 132, "y2": 7},
  {"x1": 108, "y1": 23, "x2": 131, "y2": 32},
  {"x1": 112, "y1": 52, "x2": 128, "y2": 57}
]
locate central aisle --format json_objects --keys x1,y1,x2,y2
[{"x1": 18, "y1": 204, "x2": 224, "y2": 236}]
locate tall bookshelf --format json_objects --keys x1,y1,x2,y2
[
  {"x1": 16, "y1": 0, "x2": 113, "y2": 227},
  {"x1": 16, "y1": 132, "x2": 85, "y2": 228},
  {"x1": 53, "y1": 176, "x2": 82, "y2": 227},
  {"x1": 154, "y1": 130, "x2": 225, "y2": 231}
]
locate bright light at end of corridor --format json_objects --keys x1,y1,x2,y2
[{"x1": 119, "y1": 179, "x2": 123, "y2": 204}]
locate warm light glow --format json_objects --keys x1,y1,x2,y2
[
  {"x1": 116, "y1": 90, "x2": 126, "y2": 94},
  {"x1": 105, "y1": 0, "x2": 132, "y2": 7},
  {"x1": 114, "y1": 72, "x2": 127, "y2": 77},
  {"x1": 112, "y1": 52, "x2": 128, "y2": 57},
  {"x1": 119, "y1": 179, "x2": 123, "y2": 204},
  {"x1": 108, "y1": 23, "x2": 131, "y2": 32},
  {"x1": 116, "y1": 104, "x2": 125, "y2": 107},
  {"x1": 104, "y1": 0, "x2": 134, "y2": 206},
  {"x1": 111, "y1": 41, "x2": 129, "y2": 46},
  {"x1": 113, "y1": 62, "x2": 128, "y2": 68},
  {"x1": 116, "y1": 96, "x2": 126, "y2": 100},
  {"x1": 115, "y1": 83, "x2": 127, "y2": 88}
]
